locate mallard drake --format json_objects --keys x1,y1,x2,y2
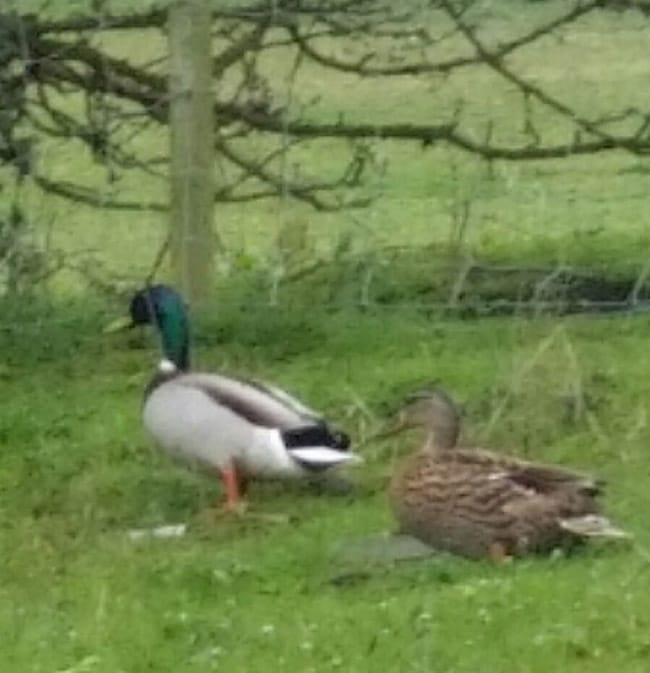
[
  {"x1": 386, "y1": 388, "x2": 628, "y2": 560},
  {"x1": 106, "y1": 284, "x2": 360, "y2": 514}
]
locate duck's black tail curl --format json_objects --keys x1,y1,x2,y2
[{"x1": 282, "y1": 424, "x2": 350, "y2": 450}]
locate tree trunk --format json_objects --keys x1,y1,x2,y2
[{"x1": 168, "y1": 0, "x2": 214, "y2": 304}]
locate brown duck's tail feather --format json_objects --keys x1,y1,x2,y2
[{"x1": 559, "y1": 514, "x2": 630, "y2": 540}]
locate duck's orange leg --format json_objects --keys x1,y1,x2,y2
[
  {"x1": 221, "y1": 465, "x2": 246, "y2": 514},
  {"x1": 200, "y1": 465, "x2": 287, "y2": 524}
]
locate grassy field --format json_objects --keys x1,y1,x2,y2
[
  {"x1": 3, "y1": 2, "x2": 650, "y2": 672},
  {"x1": 3, "y1": 307, "x2": 650, "y2": 673}
]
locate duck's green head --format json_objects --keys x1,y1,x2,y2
[{"x1": 106, "y1": 284, "x2": 191, "y2": 370}]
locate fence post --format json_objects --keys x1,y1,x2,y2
[{"x1": 168, "y1": 0, "x2": 214, "y2": 304}]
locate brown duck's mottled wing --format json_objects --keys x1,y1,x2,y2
[
  {"x1": 505, "y1": 463, "x2": 603, "y2": 496},
  {"x1": 390, "y1": 455, "x2": 532, "y2": 558},
  {"x1": 391, "y1": 452, "x2": 528, "y2": 526},
  {"x1": 502, "y1": 474, "x2": 607, "y2": 543},
  {"x1": 452, "y1": 447, "x2": 604, "y2": 496}
]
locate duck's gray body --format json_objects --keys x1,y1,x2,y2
[{"x1": 143, "y1": 361, "x2": 359, "y2": 480}]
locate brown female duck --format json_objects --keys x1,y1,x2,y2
[{"x1": 388, "y1": 388, "x2": 628, "y2": 561}]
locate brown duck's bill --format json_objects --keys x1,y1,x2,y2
[{"x1": 103, "y1": 316, "x2": 134, "y2": 334}]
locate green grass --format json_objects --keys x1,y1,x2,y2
[
  {"x1": 4, "y1": 2, "x2": 650, "y2": 671},
  {"x1": 3, "y1": 305, "x2": 650, "y2": 673}
]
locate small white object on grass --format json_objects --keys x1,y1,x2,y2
[{"x1": 127, "y1": 524, "x2": 187, "y2": 541}]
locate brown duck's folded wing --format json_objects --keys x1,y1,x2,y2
[
  {"x1": 500, "y1": 489, "x2": 579, "y2": 526},
  {"x1": 451, "y1": 447, "x2": 604, "y2": 496},
  {"x1": 466, "y1": 469, "x2": 598, "y2": 528},
  {"x1": 506, "y1": 463, "x2": 604, "y2": 496}
]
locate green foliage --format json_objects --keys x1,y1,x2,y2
[{"x1": 0, "y1": 202, "x2": 52, "y2": 296}]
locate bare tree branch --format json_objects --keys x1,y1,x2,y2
[
  {"x1": 32, "y1": 175, "x2": 167, "y2": 211},
  {"x1": 1, "y1": 0, "x2": 649, "y2": 220},
  {"x1": 34, "y1": 0, "x2": 384, "y2": 34},
  {"x1": 287, "y1": 0, "x2": 605, "y2": 77},
  {"x1": 440, "y1": 0, "x2": 650, "y2": 155}
]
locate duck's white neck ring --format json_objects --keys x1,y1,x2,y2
[{"x1": 157, "y1": 358, "x2": 178, "y2": 374}]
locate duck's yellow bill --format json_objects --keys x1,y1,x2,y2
[{"x1": 103, "y1": 316, "x2": 132, "y2": 334}]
